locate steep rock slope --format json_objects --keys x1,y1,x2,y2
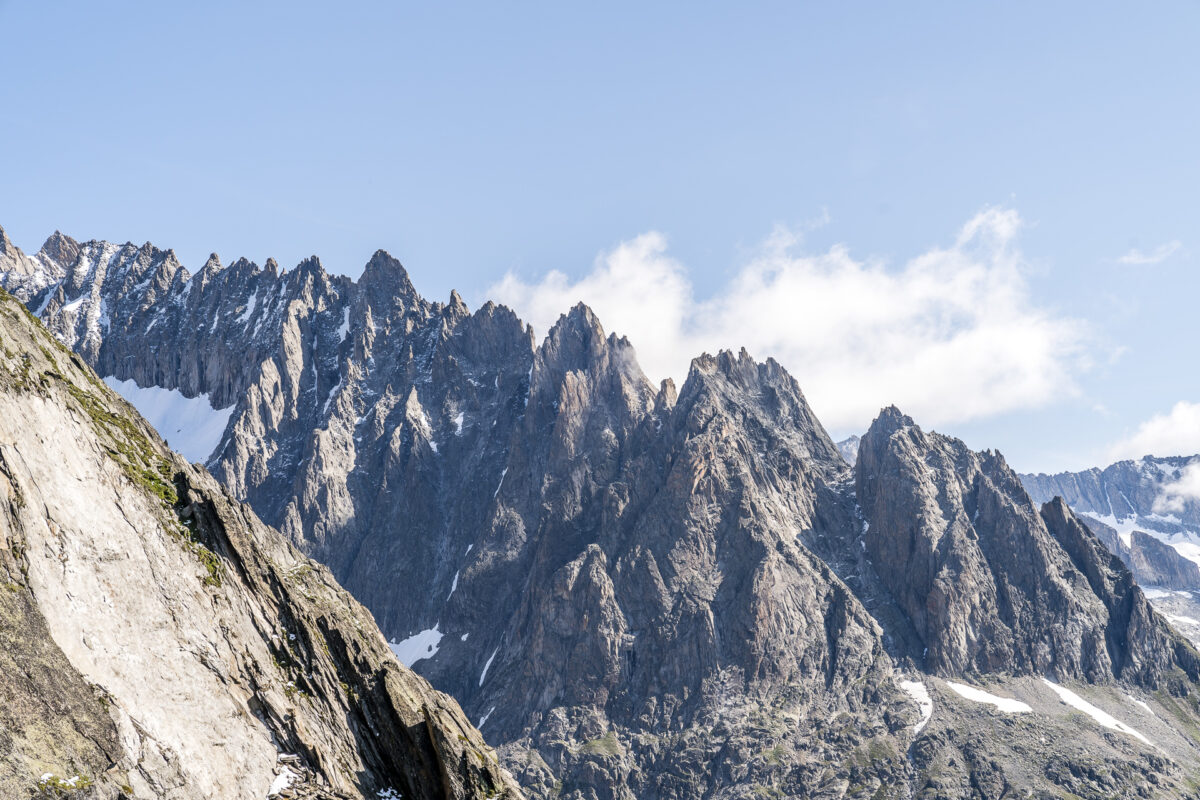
[
  {"x1": 856, "y1": 408, "x2": 1193, "y2": 684},
  {"x1": 453, "y1": 343, "x2": 911, "y2": 799},
  {"x1": 9, "y1": 229, "x2": 1200, "y2": 798},
  {"x1": 0, "y1": 288, "x2": 521, "y2": 800}
]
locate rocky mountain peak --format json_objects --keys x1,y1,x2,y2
[
  {"x1": 531, "y1": 303, "x2": 653, "y2": 413},
  {"x1": 675, "y1": 347, "x2": 845, "y2": 479},
  {"x1": 39, "y1": 230, "x2": 81, "y2": 271},
  {"x1": 869, "y1": 404, "x2": 917, "y2": 438},
  {"x1": 0, "y1": 226, "x2": 58, "y2": 281},
  {"x1": 836, "y1": 433, "x2": 861, "y2": 466},
  {"x1": 544, "y1": 302, "x2": 605, "y2": 351},
  {"x1": 360, "y1": 248, "x2": 417, "y2": 295},
  {"x1": 447, "y1": 288, "x2": 469, "y2": 317},
  {"x1": 655, "y1": 376, "x2": 677, "y2": 411},
  {"x1": 201, "y1": 252, "x2": 222, "y2": 273}
]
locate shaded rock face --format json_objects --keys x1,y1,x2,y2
[
  {"x1": 1040, "y1": 498, "x2": 1200, "y2": 686},
  {"x1": 8, "y1": 231, "x2": 1200, "y2": 798},
  {"x1": 855, "y1": 408, "x2": 1193, "y2": 685},
  {"x1": 0, "y1": 289, "x2": 521, "y2": 800}
]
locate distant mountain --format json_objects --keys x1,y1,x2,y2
[
  {"x1": 1021, "y1": 456, "x2": 1200, "y2": 589},
  {"x1": 836, "y1": 434, "x2": 860, "y2": 466},
  {"x1": 0, "y1": 285, "x2": 520, "y2": 800},
  {"x1": 7, "y1": 225, "x2": 1200, "y2": 799}
]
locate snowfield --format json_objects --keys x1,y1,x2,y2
[{"x1": 103, "y1": 376, "x2": 234, "y2": 463}]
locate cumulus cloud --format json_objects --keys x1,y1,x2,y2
[
  {"x1": 1108, "y1": 401, "x2": 1200, "y2": 461},
  {"x1": 1155, "y1": 461, "x2": 1200, "y2": 514},
  {"x1": 489, "y1": 208, "x2": 1089, "y2": 432},
  {"x1": 1118, "y1": 240, "x2": 1182, "y2": 265}
]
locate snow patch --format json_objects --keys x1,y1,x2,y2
[
  {"x1": 1164, "y1": 536, "x2": 1200, "y2": 569},
  {"x1": 389, "y1": 624, "x2": 444, "y2": 667},
  {"x1": 448, "y1": 570, "x2": 459, "y2": 600},
  {"x1": 1041, "y1": 678, "x2": 1151, "y2": 745},
  {"x1": 321, "y1": 376, "x2": 342, "y2": 415},
  {"x1": 103, "y1": 376, "x2": 234, "y2": 463},
  {"x1": 337, "y1": 305, "x2": 351, "y2": 341},
  {"x1": 899, "y1": 680, "x2": 933, "y2": 734},
  {"x1": 945, "y1": 681, "x2": 1031, "y2": 713},
  {"x1": 1083, "y1": 510, "x2": 1189, "y2": 550},
  {"x1": 494, "y1": 467, "x2": 508, "y2": 498},
  {"x1": 236, "y1": 291, "x2": 258, "y2": 324},
  {"x1": 1126, "y1": 695, "x2": 1156, "y2": 716},
  {"x1": 268, "y1": 767, "x2": 296, "y2": 796},
  {"x1": 480, "y1": 647, "x2": 499, "y2": 686},
  {"x1": 478, "y1": 706, "x2": 496, "y2": 729},
  {"x1": 1083, "y1": 512, "x2": 1141, "y2": 547},
  {"x1": 454, "y1": 412, "x2": 465, "y2": 435}
]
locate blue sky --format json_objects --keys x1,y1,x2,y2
[{"x1": 1, "y1": 1, "x2": 1197, "y2": 473}]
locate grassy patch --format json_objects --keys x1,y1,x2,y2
[
  {"x1": 34, "y1": 772, "x2": 93, "y2": 798},
  {"x1": 62, "y1": 381, "x2": 177, "y2": 506},
  {"x1": 579, "y1": 730, "x2": 623, "y2": 757}
]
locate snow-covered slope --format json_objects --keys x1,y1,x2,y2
[{"x1": 103, "y1": 376, "x2": 233, "y2": 462}]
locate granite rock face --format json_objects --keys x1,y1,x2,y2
[
  {"x1": 8, "y1": 227, "x2": 1200, "y2": 798},
  {"x1": 0, "y1": 287, "x2": 521, "y2": 800},
  {"x1": 854, "y1": 408, "x2": 1193, "y2": 685}
]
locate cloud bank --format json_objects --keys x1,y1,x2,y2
[
  {"x1": 1118, "y1": 240, "x2": 1182, "y2": 266},
  {"x1": 1155, "y1": 461, "x2": 1200, "y2": 513},
  {"x1": 1109, "y1": 401, "x2": 1200, "y2": 461},
  {"x1": 490, "y1": 209, "x2": 1088, "y2": 432}
]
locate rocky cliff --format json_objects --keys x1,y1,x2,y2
[
  {"x1": 0, "y1": 286, "x2": 521, "y2": 800},
  {"x1": 8, "y1": 227, "x2": 1200, "y2": 798}
]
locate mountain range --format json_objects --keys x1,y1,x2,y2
[{"x1": 5, "y1": 226, "x2": 1200, "y2": 799}]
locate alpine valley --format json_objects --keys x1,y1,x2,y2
[{"x1": 5, "y1": 226, "x2": 1200, "y2": 800}]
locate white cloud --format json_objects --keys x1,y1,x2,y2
[
  {"x1": 1109, "y1": 401, "x2": 1200, "y2": 461},
  {"x1": 1156, "y1": 461, "x2": 1200, "y2": 513},
  {"x1": 489, "y1": 232, "x2": 693, "y2": 383},
  {"x1": 1118, "y1": 240, "x2": 1182, "y2": 266},
  {"x1": 489, "y1": 208, "x2": 1089, "y2": 432}
]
